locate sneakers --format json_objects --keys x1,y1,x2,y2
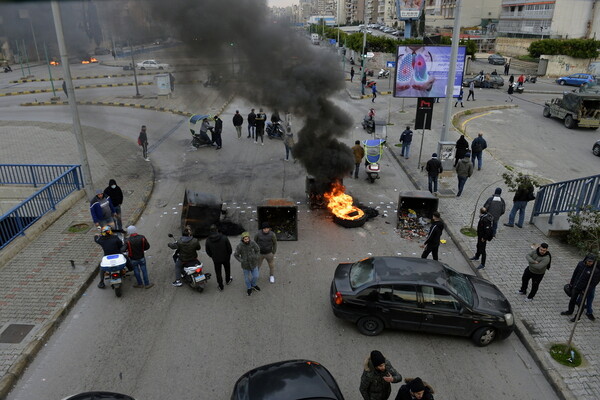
[
  {"x1": 560, "y1": 311, "x2": 573, "y2": 316},
  {"x1": 525, "y1": 297, "x2": 533, "y2": 302},
  {"x1": 133, "y1": 284, "x2": 144, "y2": 288},
  {"x1": 269, "y1": 275, "x2": 275, "y2": 284},
  {"x1": 515, "y1": 224, "x2": 523, "y2": 228},
  {"x1": 476, "y1": 264, "x2": 485, "y2": 270},
  {"x1": 97, "y1": 281, "x2": 106, "y2": 289},
  {"x1": 503, "y1": 223, "x2": 514, "y2": 227},
  {"x1": 226, "y1": 277, "x2": 233, "y2": 285},
  {"x1": 253, "y1": 285, "x2": 261, "y2": 291},
  {"x1": 570, "y1": 316, "x2": 579, "y2": 323},
  {"x1": 218, "y1": 285, "x2": 224, "y2": 291},
  {"x1": 247, "y1": 289, "x2": 253, "y2": 296},
  {"x1": 516, "y1": 290, "x2": 526, "y2": 295},
  {"x1": 144, "y1": 158, "x2": 150, "y2": 162},
  {"x1": 469, "y1": 256, "x2": 479, "y2": 261},
  {"x1": 145, "y1": 283, "x2": 154, "y2": 289},
  {"x1": 172, "y1": 280, "x2": 183, "y2": 287},
  {"x1": 587, "y1": 313, "x2": 596, "y2": 321}
]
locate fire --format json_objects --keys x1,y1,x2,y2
[
  {"x1": 90, "y1": 57, "x2": 98, "y2": 63},
  {"x1": 324, "y1": 182, "x2": 365, "y2": 221},
  {"x1": 81, "y1": 60, "x2": 90, "y2": 64},
  {"x1": 49, "y1": 61, "x2": 59, "y2": 66}
]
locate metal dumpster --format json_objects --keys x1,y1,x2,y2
[
  {"x1": 257, "y1": 199, "x2": 298, "y2": 241},
  {"x1": 180, "y1": 190, "x2": 222, "y2": 238},
  {"x1": 396, "y1": 190, "x2": 438, "y2": 229}
]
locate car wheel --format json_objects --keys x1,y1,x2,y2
[
  {"x1": 593, "y1": 145, "x2": 600, "y2": 156},
  {"x1": 543, "y1": 107, "x2": 551, "y2": 118},
  {"x1": 559, "y1": 80, "x2": 565, "y2": 86},
  {"x1": 472, "y1": 326, "x2": 496, "y2": 346},
  {"x1": 564, "y1": 115, "x2": 577, "y2": 129},
  {"x1": 357, "y1": 316, "x2": 384, "y2": 336},
  {"x1": 492, "y1": 83, "x2": 499, "y2": 89}
]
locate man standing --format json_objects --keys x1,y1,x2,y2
[
  {"x1": 361, "y1": 72, "x2": 367, "y2": 96},
  {"x1": 455, "y1": 153, "x2": 473, "y2": 197},
  {"x1": 518, "y1": 243, "x2": 551, "y2": 301},
  {"x1": 90, "y1": 190, "x2": 117, "y2": 229},
  {"x1": 504, "y1": 179, "x2": 535, "y2": 228},
  {"x1": 371, "y1": 82, "x2": 378, "y2": 103},
  {"x1": 234, "y1": 232, "x2": 261, "y2": 296},
  {"x1": 399, "y1": 126, "x2": 413, "y2": 159},
  {"x1": 352, "y1": 140, "x2": 365, "y2": 179},
  {"x1": 104, "y1": 179, "x2": 123, "y2": 232},
  {"x1": 167, "y1": 226, "x2": 201, "y2": 287},
  {"x1": 205, "y1": 225, "x2": 233, "y2": 291},
  {"x1": 283, "y1": 125, "x2": 295, "y2": 161},
  {"x1": 247, "y1": 108, "x2": 256, "y2": 139},
  {"x1": 483, "y1": 188, "x2": 506, "y2": 236},
  {"x1": 471, "y1": 133, "x2": 487, "y2": 171},
  {"x1": 562, "y1": 254, "x2": 600, "y2": 322},
  {"x1": 232, "y1": 110, "x2": 244, "y2": 140},
  {"x1": 138, "y1": 125, "x2": 149, "y2": 161},
  {"x1": 254, "y1": 108, "x2": 266, "y2": 145},
  {"x1": 425, "y1": 153, "x2": 443, "y2": 194},
  {"x1": 504, "y1": 61, "x2": 510, "y2": 75},
  {"x1": 395, "y1": 377, "x2": 435, "y2": 400},
  {"x1": 123, "y1": 225, "x2": 153, "y2": 289},
  {"x1": 470, "y1": 207, "x2": 494, "y2": 270},
  {"x1": 466, "y1": 80, "x2": 475, "y2": 101},
  {"x1": 350, "y1": 66, "x2": 355, "y2": 82},
  {"x1": 420, "y1": 212, "x2": 444, "y2": 261},
  {"x1": 255, "y1": 222, "x2": 277, "y2": 283},
  {"x1": 359, "y1": 350, "x2": 402, "y2": 400},
  {"x1": 212, "y1": 115, "x2": 223, "y2": 150}
]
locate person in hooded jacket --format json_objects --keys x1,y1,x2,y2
[
  {"x1": 562, "y1": 254, "x2": 600, "y2": 322},
  {"x1": 234, "y1": 232, "x2": 261, "y2": 296},
  {"x1": 94, "y1": 225, "x2": 123, "y2": 288},
  {"x1": 168, "y1": 225, "x2": 201, "y2": 287},
  {"x1": 454, "y1": 135, "x2": 469, "y2": 167},
  {"x1": 205, "y1": 225, "x2": 233, "y2": 291},
  {"x1": 359, "y1": 350, "x2": 402, "y2": 400},
  {"x1": 104, "y1": 179, "x2": 124, "y2": 231},
  {"x1": 483, "y1": 187, "x2": 506, "y2": 236},
  {"x1": 395, "y1": 377, "x2": 435, "y2": 400},
  {"x1": 420, "y1": 212, "x2": 444, "y2": 261},
  {"x1": 255, "y1": 222, "x2": 278, "y2": 284},
  {"x1": 471, "y1": 207, "x2": 494, "y2": 270},
  {"x1": 455, "y1": 153, "x2": 473, "y2": 197},
  {"x1": 90, "y1": 190, "x2": 117, "y2": 228}
]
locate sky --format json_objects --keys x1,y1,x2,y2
[{"x1": 268, "y1": 0, "x2": 296, "y2": 7}]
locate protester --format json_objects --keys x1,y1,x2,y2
[
  {"x1": 90, "y1": 190, "x2": 117, "y2": 228},
  {"x1": 212, "y1": 114, "x2": 223, "y2": 149},
  {"x1": 562, "y1": 254, "x2": 600, "y2": 322},
  {"x1": 394, "y1": 377, "x2": 435, "y2": 400},
  {"x1": 205, "y1": 224, "x2": 233, "y2": 291},
  {"x1": 455, "y1": 153, "x2": 473, "y2": 197},
  {"x1": 247, "y1": 108, "x2": 256, "y2": 139},
  {"x1": 400, "y1": 126, "x2": 413, "y2": 159},
  {"x1": 103, "y1": 179, "x2": 124, "y2": 232},
  {"x1": 371, "y1": 82, "x2": 378, "y2": 103},
  {"x1": 138, "y1": 125, "x2": 149, "y2": 161},
  {"x1": 123, "y1": 225, "x2": 153, "y2": 289},
  {"x1": 351, "y1": 66, "x2": 355, "y2": 82},
  {"x1": 254, "y1": 222, "x2": 277, "y2": 284},
  {"x1": 483, "y1": 188, "x2": 506, "y2": 236},
  {"x1": 359, "y1": 350, "x2": 402, "y2": 400},
  {"x1": 232, "y1": 110, "x2": 244, "y2": 139},
  {"x1": 454, "y1": 135, "x2": 469, "y2": 167},
  {"x1": 420, "y1": 212, "x2": 444, "y2": 261},
  {"x1": 518, "y1": 243, "x2": 551, "y2": 301},
  {"x1": 254, "y1": 108, "x2": 266, "y2": 144},
  {"x1": 352, "y1": 140, "x2": 365, "y2": 179},
  {"x1": 167, "y1": 225, "x2": 201, "y2": 287},
  {"x1": 504, "y1": 178, "x2": 536, "y2": 228},
  {"x1": 425, "y1": 153, "x2": 443, "y2": 194},
  {"x1": 233, "y1": 231, "x2": 261, "y2": 296},
  {"x1": 471, "y1": 133, "x2": 487, "y2": 171},
  {"x1": 470, "y1": 207, "x2": 494, "y2": 270},
  {"x1": 283, "y1": 124, "x2": 295, "y2": 161},
  {"x1": 454, "y1": 88, "x2": 464, "y2": 107},
  {"x1": 466, "y1": 80, "x2": 475, "y2": 101}
]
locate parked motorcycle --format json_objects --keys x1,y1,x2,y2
[
  {"x1": 377, "y1": 68, "x2": 389, "y2": 79},
  {"x1": 168, "y1": 234, "x2": 211, "y2": 292},
  {"x1": 526, "y1": 75, "x2": 537, "y2": 83},
  {"x1": 191, "y1": 128, "x2": 213, "y2": 148},
  {"x1": 513, "y1": 82, "x2": 524, "y2": 94},
  {"x1": 100, "y1": 254, "x2": 128, "y2": 297},
  {"x1": 364, "y1": 139, "x2": 385, "y2": 183},
  {"x1": 266, "y1": 121, "x2": 285, "y2": 139}
]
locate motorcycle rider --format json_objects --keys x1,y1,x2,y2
[
  {"x1": 168, "y1": 225, "x2": 201, "y2": 287},
  {"x1": 94, "y1": 225, "x2": 124, "y2": 289}
]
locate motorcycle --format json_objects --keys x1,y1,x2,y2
[
  {"x1": 364, "y1": 139, "x2": 385, "y2": 183},
  {"x1": 377, "y1": 68, "x2": 389, "y2": 79},
  {"x1": 513, "y1": 82, "x2": 524, "y2": 94},
  {"x1": 350, "y1": 57, "x2": 355, "y2": 65},
  {"x1": 266, "y1": 121, "x2": 284, "y2": 139},
  {"x1": 188, "y1": 114, "x2": 215, "y2": 148},
  {"x1": 526, "y1": 75, "x2": 537, "y2": 83},
  {"x1": 168, "y1": 234, "x2": 211, "y2": 292},
  {"x1": 100, "y1": 254, "x2": 128, "y2": 297},
  {"x1": 362, "y1": 115, "x2": 375, "y2": 134}
]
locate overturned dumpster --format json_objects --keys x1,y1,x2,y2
[
  {"x1": 181, "y1": 190, "x2": 222, "y2": 238},
  {"x1": 257, "y1": 199, "x2": 298, "y2": 241},
  {"x1": 396, "y1": 191, "x2": 438, "y2": 239}
]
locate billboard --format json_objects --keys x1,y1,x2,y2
[
  {"x1": 393, "y1": 45, "x2": 466, "y2": 99},
  {"x1": 396, "y1": 0, "x2": 425, "y2": 20}
]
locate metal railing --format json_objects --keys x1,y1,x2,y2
[
  {"x1": 531, "y1": 174, "x2": 600, "y2": 224},
  {"x1": 0, "y1": 164, "x2": 83, "y2": 250}
]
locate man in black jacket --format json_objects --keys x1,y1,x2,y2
[
  {"x1": 205, "y1": 225, "x2": 233, "y2": 291},
  {"x1": 420, "y1": 212, "x2": 444, "y2": 261},
  {"x1": 247, "y1": 108, "x2": 256, "y2": 139},
  {"x1": 562, "y1": 254, "x2": 600, "y2": 321},
  {"x1": 168, "y1": 226, "x2": 201, "y2": 287},
  {"x1": 104, "y1": 179, "x2": 124, "y2": 231},
  {"x1": 123, "y1": 225, "x2": 152, "y2": 289},
  {"x1": 504, "y1": 179, "x2": 535, "y2": 228},
  {"x1": 212, "y1": 115, "x2": 223, "y2": 149},
  {"x1": 471, "y1": 207, "x2": 494, "y2": 270},
  {"x1": 425, "y1": 153, "x2": 443, "y2": 194},
  {"x1": 94, "y1": 225, "x2": 124, "y2": 288},
  {"x1": 232, "y1": 110, "x2": 244, "y2": 139}
]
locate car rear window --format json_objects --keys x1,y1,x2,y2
[
  {"x1": 443, "y1": 266, "x2": 474, "y2": 306},
  {"x1": 349, "y1": 258, "x2": 375, "y2": 289}
]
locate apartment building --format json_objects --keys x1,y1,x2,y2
[
  {"x1": 424, "y1": 0, "x2": 502, "y2": 30},
  {"x1": 364, "y1": 0, "x2": 398, "y2": 26}
]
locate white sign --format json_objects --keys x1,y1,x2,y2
[{"x1": 366, "y1": 52, "x2": 375, "y2": 58}]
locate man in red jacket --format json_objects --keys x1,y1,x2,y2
[{"x1": 123, "y1": 225, "x2": 153, "y2": 289}]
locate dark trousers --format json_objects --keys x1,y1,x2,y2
[
  {"x1": 457, "y1": 176, "x2": 468, "y2": 196},
  {"x1": 520, "y1": 267, "x2": 545, "y2": 299},
  {"x1": 474, "y1": 239, "x2": 487, "y2": 265},
  {"x1": 354, "y1": 163, "x2": 361, "y2": 178},
  {"x1": 212, "y1": 132, "x2": 222, "y2": 147},
  {"x1": 256, "y1": 125, "x2": 264, "y2": 142},
  {"x1": 467, "y1": 90, "x2": 475, "y2": 101},
  {"x1": 213, "y1": 260, "x2": 231, "y2": 288},
  {"x1": 428, "y1": 175, "x2": 438, "y2": 193},
  {"x1": 141, "y1": 142, "x2": 148, "y2": 159},
  {"x1": 568, "y1": 288, "x2": 586, "y2": 314},
  {"x1": 421, "y1": 244, "x2": 439, "y2": 261}
]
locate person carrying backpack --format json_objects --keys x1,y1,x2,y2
[
  {"x1": 470, "y1": 207, "x2": 494, "y2": 270},
  {"x1": 471, "y1": 133, "x2": 487, "y2": 171}
]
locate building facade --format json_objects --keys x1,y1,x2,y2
[{"x1": 424, "y1": 0, "x2": 502, "y2": 30}]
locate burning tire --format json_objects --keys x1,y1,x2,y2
[{"x1": 333, "y1": 213, "x2": 367, "y2": 228}]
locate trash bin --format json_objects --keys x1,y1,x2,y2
[
  {"x1": 396, "y1": 190, "x2": 438, "y2": 230},
  {"x1": 257, "y1": 199, "x2": 298, "y2": 241},
  {"x1": 154, "y1": 73, "x2": 171, "y2": 96},
  {"x1": 180, "y1": 190, "x2": 222, "y2": 238}
]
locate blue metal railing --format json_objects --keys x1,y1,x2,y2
[
  {"x1": 531, "y1": 174, "x2": 600, "y2": 224},
  {"x1": 0, "y1": 165, "x2": 83, "y2": 250}
]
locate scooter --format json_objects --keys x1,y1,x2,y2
[
  {"x1": 100, "y1": 254, "x2": 128, "y2": 297},
  {"x1": 191, "y1": 128, "x2": 213, "y2": 148},
  {"x1": 377, "y1": 68, "x2": 389, "y2": 79},
  {"x1": 364, "y1": 139, "x2": 385, "y2": 183},
  {"x1": 526, "y1": 75, "x2": 537, "y2": 83},
  {"x1": 266, "y1": 121, "x2": 284, "y2": 139},
  {"x1": 168, "y1": 234, "x2": 211, "y2": 292},
  {"x1": 362, "y1": 115, "x2": 375, "y2": 134},
  {"x1": 513, "y1": 82, "x2": 524, "y2": 94}
]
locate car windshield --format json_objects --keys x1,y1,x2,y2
[
  {"x1": 443, "y1": 265, "x2": 474, "y2": 306},
  {"x1": 349, "y1": 258, "x2": 375, "y2": 289}
]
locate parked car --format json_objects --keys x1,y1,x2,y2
[
  {"x1": 62, "y1": 392, "x2": 134, "y2": 400},
  {"x1": 488, "y1": 54, "x2": 506, "y2": 65},
  {"x1": 136, "y1": 59, "x2": 169, "y2": 70},
  {"x1": 463, "y1": 74, "x2": 505, "y2": 89},
  {"x1": 330, "y1": 257, "x2": 514, "y2": 346},
  {"x1": 556, "y1": 73, "x2": 596, "y2": 87},
  {"x1": 593, "y1": 140, "x2": 600, "y2": 156},
  {"x1": 231, "y1": 360, "x2": 345, "y2": 400}
]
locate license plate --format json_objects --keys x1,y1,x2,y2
[
  {"x1": 110, "y1": 278, "x2": 122, "y2": 285},
  {"x1": 193, "y1": 274, "x2": 206, "y2": 283}
]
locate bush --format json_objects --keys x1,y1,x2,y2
[
  {"x1": 528, "y1": 39, "x2": 600, "y2": 59},
  {"x1": 567, "y1": 206, "x2": 600, "y2": 256}
]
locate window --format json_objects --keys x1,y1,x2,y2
[
  {"x1": 421, "y1": 286, "x2": 461, "y2": 311},
  {"x1": 349, "y1": 258, "x2": 375, "y2": 289},
  {"x1": 379, "y1": 285, "x2": 418, "y2": 304}
]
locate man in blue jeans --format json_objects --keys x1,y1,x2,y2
[
  {"x1": 400, "y1": 126, "x2": 413, "y2": 159},
  {"x1": 504, "y1": 179, "x2": 535, "y2": 229},
  {"x1": 425, "y1": 153, "x2": 443, "y2": 193},
  {"x1": 123, "y1": 225, "x2": 153, "y2": 289},
  {"x1": 470, "y1": 133, "x2": 487, "y2": 171},
  {"x1": 234, "y1": 232, "x2": 261, "y2": 296}
]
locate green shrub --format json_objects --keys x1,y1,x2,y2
[{"x1": 528, "y1": 39, "x2": 600, "y2": 59}]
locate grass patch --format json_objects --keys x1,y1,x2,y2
[
  {"x1": 68, "y1": 223, "x2": 91, "y2": 233},
  {"x1": 460, "y1": 227, "x2": 477, "y2": 237},
  {"x1": 515, "y1": 55, "x2": 539, "y2": 63},
  {"x1": 463, "y1": 110, "x2": 472, "y2": 116},
  {"x1": 394, "y1": 143, "x2": 402, "y2": 147},
  {"x1": 550, "y1": 344, "x2": 582, "y2": 367}
]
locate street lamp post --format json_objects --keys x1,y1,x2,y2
[
  {"x1": 129, "y1": 41, "x2": 141, "y2": 97},
  {"x1": 43, "y1": 42, "x2": 57, "y2": 99}
]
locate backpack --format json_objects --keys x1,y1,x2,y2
[{"x1": 472, "y1": 140, "x2": 483, "y2": 153}]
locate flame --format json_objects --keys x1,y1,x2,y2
[
  {"x1": 324, "y1": 182, "x2": 365, "y2": 220},
  {"x1": 81, "y1": 60, "x2": 90, "y2": 64},
  {"x1": 90, "y1": 57, "x2": 98, "y2": 63},
  {"x1": 49, "y1": 61, "x2": 59, "y2": 66}
]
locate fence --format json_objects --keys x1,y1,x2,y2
[
  {"x1": 531, "y1": 174, "x2": 600, "y2": 224},
  {"x1": 0, "y1": 164, "x2": 83, "y2": 250}
]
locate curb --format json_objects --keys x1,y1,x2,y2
[{"x1": 20, "y1": 100, "x2": 193, "y2": 117}]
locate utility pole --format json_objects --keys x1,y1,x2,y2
[
  {"x1": 51, "y1": 0, "x2": 94, "y2": 198},
  {"x1": 130, "y1": 41, "x2": 141, "y2": 97},
  {"x1": 43, "y1": 42, "x2": 57, "y2": 99}
]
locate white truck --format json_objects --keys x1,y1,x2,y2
[
  {"x1": 311, "y1": 33, "x2": 320, "y2": 45},
  {"x1": 136, "y1": 60, "x2": 169, "y2": 70}
]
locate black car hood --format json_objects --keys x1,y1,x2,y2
[{"x1": 468, "y1": 275, "x2": 511, "y2": 315}]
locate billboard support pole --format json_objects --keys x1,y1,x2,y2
[{"x1": 438, "y1": 0, "x2": 462, "y2": 157}]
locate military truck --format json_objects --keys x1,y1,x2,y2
[{"x1": 543, "y1": 92, "x2": 600, "y2": 129}]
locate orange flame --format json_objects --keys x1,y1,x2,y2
[
  {"x1": 90, "y1": 57, "x2": 98, "y2": 63},
  {"x1": 81, "y1": 60, "x2": 90, "y2": 64},
  {"x1": 49, "y1": 61, "x2": 59, "y2": 66},
  {"x1": 324, "y1": 182, "x2": 365, "y2": 220}
]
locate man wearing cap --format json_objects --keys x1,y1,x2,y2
[
  {"x1": 360, "y1": 350, "x2": 402, "y2": 400},
  {"x1": 395, "y1": 377, "x2": 434, "y2": 400},
  {"x1": 90, "y1": 190, "x2": 117, "y2": 229},
  {"x1": 562, "y1": 254, "x2": 600, "y2": 322},
  {"x1": 483, "y1": 187, "x2": 506, "y2": 236},
  {"x1": 205, "y1": 224, "x2": 233, "y2": 291},
  {"x1": 517, "y1": 243, "x2": 551, "y2": 301},
  {"x1": 254, "y1": 222, "x2": 278, "y2": 284},
  {"x1": 94, "y1": 225, "x2": 123, "y2": 289},
  {"x1": 122, "y1": 225, "x2": 153, "y2": 289},
  {"x1": 425, "y1": 153, "x2": 443, "y2": 194},
  {"x1": 234, "y1": 232, "x2": 261, "y2": 296}
]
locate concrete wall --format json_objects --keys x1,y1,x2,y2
[
  {"x1": 495, "y1": 37, "x2": 535, "y2": 57},
  {"x1": 540, "y1": 54, "x2": 594, "y2": 77},
  {"x1": 551, "y1": 0, "x2": 593, "y2": 39}
]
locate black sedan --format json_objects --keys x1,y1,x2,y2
[
  {"x1": 488, "y1": 54, "x2": 506, "y2": 65},
  {"x1": 594, "y1": 140, "x2": 600, "y2": 156},
  {"x1": 330, "y1": 257, "x2": 514, "y2": 346},
  {"x1": 463, "y1": 75, "x2": 504, "y2": 89},
  {"x1": 231, "y1": 360, "x2": 345, "y2": 400}
]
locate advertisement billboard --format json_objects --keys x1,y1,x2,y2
[
  {"x1": 397, "y1": 0, "x2": 425, "y2": 20},
  {"x1": 393, "y1": 45, "x2": 466, "y2": 99}
]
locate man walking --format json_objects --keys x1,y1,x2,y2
[
  {"x1": 504, "y1": 178, "x2": 535, "y2": 228},
  {"x1": 234, "y1": 232, "x2": 261, "y2": 296},
  {"x1": 483, "y1": 188, "x2": 506, "y2": 236},
  {"x1": 247, "y1": 108, "x2": 256, "y2": 139},
  {"x1": 232, "y1": 110, "x2": 243, "y2": 139},
  {"x1": 205, "y1": 225, "x2": 233, "y2": 291},
  {"x1": 212, "y1": 114, "x2": 223, "y2": 150},
  {"x1": 255, "y1": 222, "x2": 277, "y2": 283},
  {"x1": 350, "y1": 66, "x2": 355, "y2": 82},
  {"x1": 470, "y1": 207, "x2": 494, "y2": 270},
  {"x1": 371, "y1": 82, "x2": 378, "y2": 103},
  {"x1": 518, "y1": 243, "x2": 551, "y2": 301},
  {"x1": 454, "y1": 88, "x2": 464, "y2": 107},
  {"x1": 471, "y1": 133, "x2": 487, "y2": 171},
  {"x1": 123, "y1": 225, "x2": 153, "y2": 289},
  {"x1": 399, "y1": 126, "x2": 413, "y2": 159},
  {"x1": 466, "y1": 80, "x2": 475, "y2": 101},
  {"x1": 352, "y1": 140, "x2": 365, "y2": 179},
  {"x1": 420, "y1": 212, "x2": 444, "y2": 261},
  {"x1": 255, "y1": 108, "x2": 266, "y2": 145},
  {"x1": 360, "y1": 350, "x2": 402, "y2": 400},
  {"x1": 504, "y1": 61, "x2": 510, "y2": 75},
  {"x1": 138, "y1": 125, "x2": 149, "y2": 161},
  {"x1": 425, "y1": 153, "x2": 443, "y2": 194},
  {"x1": 561, "y1": 254, "x2": 600, "y2": 322},
  {"x1": 455, "y1": 153, "x2": 473, "y2": 197}
]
